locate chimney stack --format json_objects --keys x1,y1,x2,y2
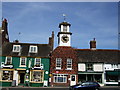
[
  {"x1": 90, "y1": 38, "x2": 96, "y2": 50},
  {"x1": 1, "y1": 18, "x2": 9, "y2": 44},
  {"x1": 49, "y1": 31, "x2": 54, "y2": 50}
]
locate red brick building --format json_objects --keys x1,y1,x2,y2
[{"x1": 50, "y1": 21, "x2": 78, "y2": 87}]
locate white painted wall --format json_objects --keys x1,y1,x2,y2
[
  {"x1": 93, "y1": 64, "x2": 103, "y2": 72},
  {"x1": 104, "y1": 64, "x2": 120, "y2": 71},
  {"x1": 13, "y1": 70, "x2": 18, "y2": 86},
  {"x1": 78, "y1": 63, "x2": 86, "y2": 71}
]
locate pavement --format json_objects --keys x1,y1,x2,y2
[{"x1": 1, "y1": 86, "x2": 120, "y2": 90}]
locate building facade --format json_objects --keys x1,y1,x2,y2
[
  {"x1": 50, "y1": 21, "x2": 78, "y2": 87},
  {"x1": 76, "y1": 39, "x2": 120, "y2": 86},
  {"x1": 0, "y1": 18, "x2": 120, "y2": 87},
  {"x1": 0, "y1": 19, "x2": 54, "y2": 87}
]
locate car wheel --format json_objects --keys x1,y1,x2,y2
[{"x1": 95, "y1": 88, "x2": 99, "y2": 90}]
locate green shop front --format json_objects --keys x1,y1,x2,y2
[{"x1": 0, "y1": 56, "x2": 50, "y2": 87}]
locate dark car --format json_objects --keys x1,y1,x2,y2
[{"x1": 69, "y1": 82, "x2": 100, "y2": 90}]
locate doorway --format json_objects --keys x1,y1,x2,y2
[
  {"x1": 20, "y1": 73, "x2": 25, "y2": 83},
  {"x1": 18, "y1": 71, "x2": 25, "y2": 84}
]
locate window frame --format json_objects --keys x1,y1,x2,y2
[
  {"x1": 19, "y1": 57, "x2": 26, "y2": 67},
  {"x1": 30, "y1": 70, "x2": 44, "y2": 83},
  {"x1": 56, "y1": 58, "x2": 62, "y2": 70},
  {"x1": 34, "y1": 58, "x2": 41, "y2": 67},
  {"x1": 12, "y1": 45, "x2": 21, "y2": 52},
  {"x1": 29, "y1": 45, "x2": 38, "y2": 53},
  {"x1": 86, "y1": 63, "x2": 93, "y2": 71},
  {"x1": 66, "y1": 58, "x2": 72, "y2": 70},
  {"x1": 5, "y1": 57, "x2": 12, "y2": 65},
  {"x1": 1, "y1": 69, "x2": 14, "y2": 82},
  {"x1": 54, "y1": 74, "x2": 67, "y2": 83}
]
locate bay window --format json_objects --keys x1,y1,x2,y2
[{"x1": 30, "y1": 70, "x2": 44, "y2": 83}]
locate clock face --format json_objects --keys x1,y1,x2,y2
[{"x1": 61, "y1": 35, "x2": 69, "y2": 43}]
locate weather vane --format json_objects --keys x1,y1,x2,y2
[{"x1": 63, "y1": 14, "x2": 67, "y2": 22}]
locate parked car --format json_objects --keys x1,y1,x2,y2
[{"x1": 69, "y1": 82, "x2": 100, "y2": 90}]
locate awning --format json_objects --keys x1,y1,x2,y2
[{"x1": 106, "y1": 71, "x2": 120, "y2": 76}]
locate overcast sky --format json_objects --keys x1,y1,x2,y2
[{"x1": 2, "y1": 2, "x2": 119, "y2": 49}]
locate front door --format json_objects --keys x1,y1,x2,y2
[
  {"x1": 70, "y1": 75, "x2": 76, "y2": 86},
  {"x1": 18, "y1": 71, "x2": 25, "y2": 84},
  {"x1": 20, "y1": 73, "x2": 25, "y2": 83}
]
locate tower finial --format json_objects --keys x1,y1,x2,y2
[{"x1": 63, "y1": 14, "x2": 66, "y2": 22}]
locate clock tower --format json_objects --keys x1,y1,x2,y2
[{"x1": 57, "y1": 21, "x2": 72, "y2": 46}]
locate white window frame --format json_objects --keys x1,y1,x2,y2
[
  {"x1": 12, "y1": 45, "x2": 21, "y2": 52},
  {"x1": 5, "y1": 57, "x2": 12, "y2": 65},
  {"x1": 67, "y1": 58, "x2": 72, "y2": 70},
  {"x1": 56, "y1": 58, "x2": 62, "y2": 69},
  {"x1": 34, "y1": 58, "x2": 41, "y2": 67},
  {"x1": 54, "y1": 74, "x2": 67, "y2": 83},
  {"x1": 19, "y1": 57, "x2": 26, "y2": 67},
  {"x1": 29, "y1": 45, "x2": 38, "y2": 53}
]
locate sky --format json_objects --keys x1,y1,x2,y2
[{"x1": 1, "y1": 2, "x2": 119, "y2": 49}]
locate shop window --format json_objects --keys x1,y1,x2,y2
[
  {"x1": 5, "y1": 57, "x2": 12, "y2": 65},
  {"x1": 54, "y1": 74, "x2": 67, "y2": 83},
  {"x1": 56, "y1": 58, "x2": 62, "y2": 69},
  {"x1": 86, "y1": 63, "x2": 93, "y2": 71},
  {"x1": 2, "y1": 70, "x2": 13, "y2": 81},
  {"x1": 31, "y1": 70, "x2": 44, "y2": 82},
  {"x1": 94, "y1": 74, "x2": 102, "y2": 83},
  {"x1": 67, "y1": 58, "x2": 72, "y2": 70},
  {"x1": 106, "y1": 73, "x2": 118, "y2": 82}
]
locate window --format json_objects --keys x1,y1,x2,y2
[
  {"x1": 31, "y1": 70, "x2": 44, "y2": 82},
  {"x1": 63, "y1": 26, "x2": 67, "y2": 32},
  {"x1": 5, "y1": 57, "x2": 12, "y2": 65},
  {"x1": 20, "y1": 57, "x2": 26, "y2": 66},
  {"x1": 54, "y1": 74, "x2": 67, "y2": 83},
  {"x1": 86, "y1": 63, "x2": 93, "y2": 71},
  {"x1": 35, "y1": 58, "x2": 41, "y2": 67},
  {"x1": 29, "y1": 46, "x2": 38, "y2": 53},
  {"x1": 13, "y1": 45, "x2": 21, "y2": 52},
  {"x1": 2, "y1": 70, "x2": 13, "y2": 81},
  {"x1": 56, "y1": 58, "x2": 62, "y2": 69},
  {"x1": 67, "y1": 58, "x2": 72, "y2": 70},
  {"x1": 111, "y1": 64, "x2": 118, "y2": 68}
]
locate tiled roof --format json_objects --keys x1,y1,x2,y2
[
  {"x1": 2, "y1": 42, "x2": 52, "y2": 58},
  {"x1": 75, "y1": 49, "x2": 120, "y2": 64}
]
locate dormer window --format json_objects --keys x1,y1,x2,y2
[
  {"x1": 13, "y1": 45, "x2": 21, "y2": 52},
  {"x1": 29, "y1": 45, "x2": 38, "y2": 53},
  {"x1": 63, "y1": 26, "x2": 67, "y2": 32}
]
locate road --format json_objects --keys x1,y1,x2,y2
[{"x1": 1, "y1": 87, "x2": 120, "y2": 90}]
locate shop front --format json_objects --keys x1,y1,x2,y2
[
  {"x1": 78, "y1": 72, "x2": 104, "y2": 85},
  {"x1": 105, "y1": 71, "x2": 120, "y2": 86}
]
